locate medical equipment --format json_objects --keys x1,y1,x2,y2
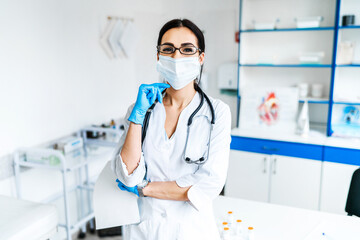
[
  {"x1": 54, "y1": 136, "x2": 84, "y2": 154},
  {"x1": 0, "y1": 195, "x2": 58, "y2": 240},
  {"x1": 141, "y1": 87, "x2": 215, "y2": 165},
  {"x1": 14, "y1": 126, "x2": 123, "y2": 240}
]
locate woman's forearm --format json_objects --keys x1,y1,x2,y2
[
  {"x1": 142, "y1": 181, "x2": 191, "y2": 201},
  {"x1": 120, "y1": 122, "x2": 142, "y2": 175}
]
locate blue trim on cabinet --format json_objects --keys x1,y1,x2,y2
[
  {"x1": 230, "y1": 136, "x2": 323, "y2": 160},
  {"x1": 231, "y1": 136, "x2": 360, "y2": 166},
  {"x1": 323, "y1": 146, "x2": 360, "y2": 166}
]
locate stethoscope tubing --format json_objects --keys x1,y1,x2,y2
[{"x1": 141, "y1": 87, "x2": 215, "y2": 165}]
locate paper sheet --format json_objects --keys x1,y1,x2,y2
[{"x1": 93, "y1": 161, "x2": 140, "y2": 229}]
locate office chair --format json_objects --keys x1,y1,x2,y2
[{"x1": 345, "y1": 168, "x2": 360, "y2": 217}]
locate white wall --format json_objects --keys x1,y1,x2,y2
[
  {"x1": 0, "y1": 0, "x2": 239, "y2": 160},
  {"x1": 0, "y1": 0, "x2": 164, "y2": 158},
  {"x1": 0, "y1": 0, "x2": 240, "y2": 188}
]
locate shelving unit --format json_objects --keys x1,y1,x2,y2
[
  {"x1": 240, "y1": 64, "x2": 332, "y2": 68},
  {"x1": 328, "y1": 0, "x2": 360, "y2": 137},
  {"x1": 241, "y1": 27, "x2": 334, "y2": 33},
  {"x1": 238, "y1": 95, "x2": 329, "y2": 104},
  {"x1": 237, "y1": 0, "x2": 360, "y2": 137},
  {"x1": 339, "y1": 25, "x2": 360, "y2": 29},
  {"x1": 336, "y1": 64, "x2": 360, "y2": 67},
  {"x1": 333, "y1": 101, "x2": 360, "y2": 105},
  {"x1": 13, "y1": 127, "x2": 123, "y2": 240}
]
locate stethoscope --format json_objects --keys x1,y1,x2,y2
[{"x1": 141, "y1": 86, "x2": 215, "y2": 165}]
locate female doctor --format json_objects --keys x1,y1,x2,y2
[{"x1": 111, "y1": 18, "x2": 231, "y2": 240}]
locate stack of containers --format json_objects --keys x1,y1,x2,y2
[{"x1": 219, "y1": 211, "x2": 255, "y2": 240}]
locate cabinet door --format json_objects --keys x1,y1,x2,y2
[
  {"x1": 269, "y1": 155, "x2": 322, "y2": 210},
  {"x1": 320, "y1": 162, "x2": 359, "y2": 215},
  {"x1": 225, "y1": 150, "x2": 270, "y2": 202}
]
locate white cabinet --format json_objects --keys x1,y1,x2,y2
[
  {"x1": 320, "y1": 162, "x2": 359, "y2": 215},
  {"x1": 226, "y1": 150, "x2": 322, "y2": 210},
  {"x1": 226, "y1": 150, "x2": 270, "y2": 202},
  {"x1": 270, "y1": 155, "x2": 322, "y2": 210}
]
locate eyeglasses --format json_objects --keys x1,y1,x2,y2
[{"x1": 157, "y1": 44, "x2": 201, "y2": 55}]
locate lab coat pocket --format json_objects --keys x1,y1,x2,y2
[
  {"x1": 177, "y1": 203, "x2": 221, "y2": 240},
  {"x1": 127, "y1": 219, "x2": 151, "y2": 240}
]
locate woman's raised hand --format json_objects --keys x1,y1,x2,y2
[{"x1": 128, "y1": 83, "x2": 170, "y2": 125}]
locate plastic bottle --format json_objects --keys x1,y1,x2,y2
[
  {"x1": 234, "y1": 219, "x2": 244, "y2": 237},
  {"x1": 222, "y1": 227, "x2": 231, "y2": 240},
  {"x1": 227, "y1": 211, "x2": 234, "y2": 227},
  {"x1": 248, "y1": 227, "x2": 255, "y2": 240}
]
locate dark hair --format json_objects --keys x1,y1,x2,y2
[{"x1": 157, "y1": 19, "x2": 205, "y2": 90}]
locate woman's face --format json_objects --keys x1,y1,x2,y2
[{"x1": 157, "y1": 27, "x2": 205, "y2": 65}]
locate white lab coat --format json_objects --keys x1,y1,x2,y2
[{"x1": 111, "y1": 91, "x2": 231, "y2": 240}]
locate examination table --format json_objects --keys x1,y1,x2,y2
[{"x1": 0, "y1": 195, "x2": 58, "y2": 240}]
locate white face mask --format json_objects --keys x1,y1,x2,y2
[{"x1": 156, "y1": 55, "x2": 201, "y2": 90}]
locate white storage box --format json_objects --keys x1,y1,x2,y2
[
  {"x1": 299, "y1": 52, "x2": 325, "y2": 64},
  {"x1": 55, "y1": 136, "x2": 83, "y2": 153},
  {"x1": 295, "y1": 16, "x2": 323, "y2": 28},
  {"x1": 252, "y1": 19, "x2": 279, "y2": 30}
]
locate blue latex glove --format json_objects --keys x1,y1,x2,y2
[
  {"x1": 128, "y1": 83, "x2": 170, "y2": 125},
  {"x1": 116, "y1": 179, "x2": 139, "y2": 197}
]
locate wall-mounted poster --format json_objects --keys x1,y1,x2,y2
[
  {"x1": 239, "y1": 87, "x2": 299, "y2": 133},
  {"x1": 331, "y1": 105, "x2": 360, "y2": 138}
]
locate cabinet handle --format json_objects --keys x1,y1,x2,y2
[
  {"x1": 262, "y1": 146, "x2": 279, "y2": 152},
  {"x1": 263, "y1": 157, "x2": 267, "y2": 173},
  {"x1": 272, "y1": 158, "x2": 277, "y2": 175}
]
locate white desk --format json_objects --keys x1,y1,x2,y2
[
  {"x1": 0, "y1": 195, "x2": 58, "y2": 240},
  {"x1": 213, "y1": 196, "x2": 360, "y2": 240}
]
